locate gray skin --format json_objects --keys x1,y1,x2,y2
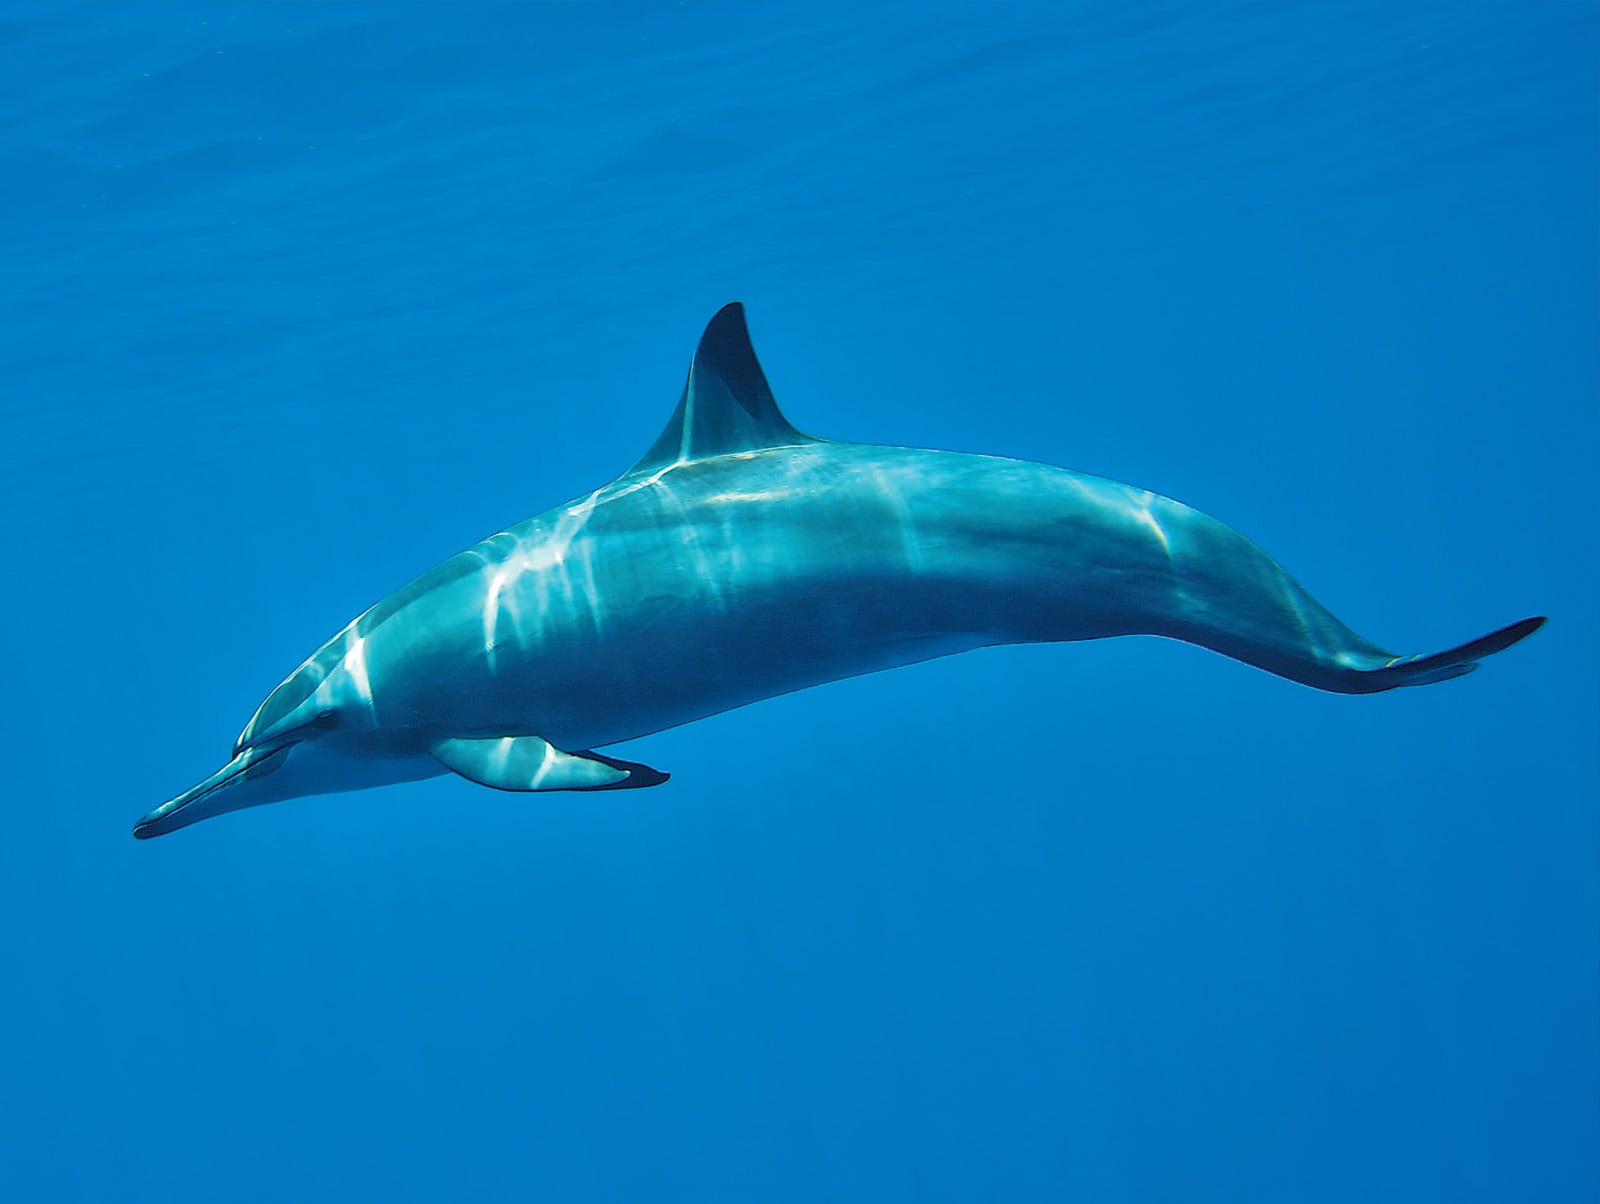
[{"x1": 134, "y1": 303, "x2": 1544, "y2": 838}]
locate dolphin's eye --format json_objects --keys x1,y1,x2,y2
[{"x1": 312, "y1": 709, "x2": 340, "y2": 730}]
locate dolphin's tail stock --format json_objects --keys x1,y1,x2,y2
[
  {"x1": 1136, "y1": 500, "x2": 1548, "y2": 694},
  {"x1": 1337, "y1": 615, "x2": 1547, "y2": 693}
]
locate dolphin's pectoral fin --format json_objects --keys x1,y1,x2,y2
[{"x1": 430, "y1": 735, "x2": 669, "y2": 792}]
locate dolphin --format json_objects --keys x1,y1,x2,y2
[{"x1": 134, "y1": 303, "x2": 1545, "y2": 838}]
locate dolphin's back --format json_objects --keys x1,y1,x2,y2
[
  {"x1": 347, "y1": 442, "x2": 1112, "y2": 748},
  {"x1": 350, "y1": 432, "x2": 1537, "y2": 754},
  {"x1": 339, "y1": 424, "x2": 1542, "y2": 761}
]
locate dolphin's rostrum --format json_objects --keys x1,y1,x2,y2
[{"x1": 135, "y1": 304, "x2": 1544, "y2": 838}]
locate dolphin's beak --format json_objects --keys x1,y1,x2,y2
[{"x1": 133, "y1": 744, "x2": 292, "y2": 839}]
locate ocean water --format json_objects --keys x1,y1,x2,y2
[{"x1": 2, "y1": 2, "x2": 1595, "y2": 1200}]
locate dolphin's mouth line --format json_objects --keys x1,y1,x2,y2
[{"x1": 134, "y1": 743, "x2": 294, "y2": 837}]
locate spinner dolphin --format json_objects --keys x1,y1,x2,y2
[{"x1": 135, "y1": 303, "x2": 1544, "y2": 838}]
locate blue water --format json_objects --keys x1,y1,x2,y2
[{"x1": 2, "y1": 3, "x2": 1595, "y2": 1200}]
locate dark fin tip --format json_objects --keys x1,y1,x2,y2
[
  {"x1": 695, "y1": 300, "x2": 769, "y2": 419},
  {"x1": 1370, "y1": 615, "x2": 1546, "y2": 690},
  {"x1": 580, "y1": 750, "x2": 670, "y2": 791},
  {"x1": 1457, "y1": 615, "x2": 1547, "y2": 659}
]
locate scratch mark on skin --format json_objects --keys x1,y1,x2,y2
[
  {"x1": 479, "y1": 489, "x2": 605, "y2": 660},
  {"x1": 483, "y1": 568, "x2": 509, "y2": 668},
  {"x1": 342, "y1": 631, "x2": 374, "y2": 710},
  {"x1": 1129, "y1": 491, "x2": 1171, "y2": 558},
  {"x1": 639, "y1": 473, "x2": 725, "y2": 609},
  {"x1": 869, "y1": 466, "x2": 926, "y2": 573}
]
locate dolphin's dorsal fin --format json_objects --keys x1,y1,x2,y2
[{"x1": 628, "y1": 302, "x2": 816, "y2": 475}]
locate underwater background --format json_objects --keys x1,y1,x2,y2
[{"x1": 1, "y1": 2, "x2": 1595, "y2": 1200}]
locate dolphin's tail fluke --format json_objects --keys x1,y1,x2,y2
[
  {"x1": 1131, "y1": 492, "x2": 1548, "y2": 694},
  {"x1": 1346, "y1": 615, "x2": 1547, "y2": 692}
]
